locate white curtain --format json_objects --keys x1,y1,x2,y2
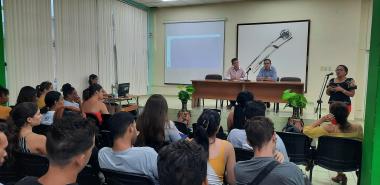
[
  {"x1": 3, "y1": 0, "x2": 148, "y2": 103},
  {"x1": 97, "y1": 0, "x2": 115, "y2": 93},
  {"x1": 54, "y1": 0, "x2": 99, "y2": 95},
  {"x1": 113, "y1": 0, "x2": 148, "y2": 95},
  {"x1": 3, "y1": 0, "x2": 53, "y2": 103}
]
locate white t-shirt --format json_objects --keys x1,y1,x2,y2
[{"x1": 41, "y1": 111, "x2": 55, "y2": 125}]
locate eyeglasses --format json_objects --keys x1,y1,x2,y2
[
  {"x1": 264, "y1": 63, "x2": 270, "y2": 65},
  {"x1": 335, "y1": 68, "x2": 344, "y2": 72}
]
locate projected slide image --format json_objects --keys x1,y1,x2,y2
[{"x1": 166, "y1": 35, "x2": 223, "y2": 69}]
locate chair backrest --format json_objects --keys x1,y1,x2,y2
[
  {"x1": 96, "y1": 130, "x2": 113, "y2": 148},
  {"x1": 101, "y1": 168, "x2": 155, "y2": 185},
  {"x1": 205, "y1": 74, "x2": 222, "y2": 80},
  {"x1": 276, "y1": 132, "x2": 312, "y2": 165},
  {"x1": 32, "y1": 124, "x2": 51, "y2": 136},
  {"x1": 234, "y1": 148, "x2": 254, "y2": 162},
  {"x1": 315, "y1": 136, "x2": 362, "y2": 172},
  {"x1": 14, "y1": 151, "x2": 49, "y2": 177},
  {"x1": 173, "y1": 121, "x2": 190, "y2": 136},
  {"x1": 78, "y1": 165, "x2": 101, "y2": 185},
  {"x1": 280, "y1": 77, "x2": 301, "y2": 82}
]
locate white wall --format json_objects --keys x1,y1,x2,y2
[{"x1": 151, "y1": 0, "x2": 371, "y2": 119}]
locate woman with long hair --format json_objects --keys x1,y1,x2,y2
[
  {"x1": 304, "y1": 102, "x2": 363, "y2": 184},
  {"x1": 16, "y1": 86, "x2": 37, "y2": 105},
  {"x1": 36, "y1": 81, "x2": 53, "y2": 109},
  {"x1": 40, "y1": 91, "x2": 64, "y2": 125},
  {"x1": 227, "y1": 91, "x2": 254, "y2": 131},
  {"x1": 11, "y1": 102, "x2": 46, "y2": 155},
  {"x1": 194, "y1": 109, "x2": 236, "y2": 185},
  {"x1": 82, "y1": 84, "x2": 109, "y2": 124},
  {"x1": 136, "y1": 94, "x2": 182, "y2": 151}
]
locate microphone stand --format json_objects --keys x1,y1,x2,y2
[
  {"x1": 245, "y1": 35, "x2": 293, "y2": 80},
  {"x1": 315, "y1": 74, "x2": 332, "y2": 119}
]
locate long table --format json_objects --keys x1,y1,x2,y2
[{"x1": 191, "y1": 80, "x2": 304, "y2": 107}]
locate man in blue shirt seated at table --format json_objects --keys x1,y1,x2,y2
[{"x1": 256, "y1": 59, "x2": 277, "y2": 82}]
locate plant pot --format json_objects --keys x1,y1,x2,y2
[
  {"x1": 181, "y1": 101, "x2": 188, "y2": 111},
  {"x1": 292, "y1": 107, "x2": 301, "y2": 119}
]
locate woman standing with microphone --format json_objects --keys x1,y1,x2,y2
[{"x1": 326, "y1": 65, "x2": 357, "y2": 112}]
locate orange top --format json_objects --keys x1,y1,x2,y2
[
  {"x1": 0, "y1": 105, "x2": 11, "y2": 120},
  {"x1": 209, "y1": 140, "x2": 228, "y2": 181}
]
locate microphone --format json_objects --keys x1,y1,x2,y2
[
  {"x1": 325, "y1": 72, "x2": 334, "y2": 76},
  {"x1": 246, "y1": 67, "x2": 252, "y2": 73},
  {"x1": 280, "y1": 29, "x2": 291, "y2": 39}
]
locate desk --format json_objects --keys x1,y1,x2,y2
[
  {"x1": 191, "y1": 80, "x2": 304, "y2": 107},
  {"x1": 104, "y1": 95, "x2": 140, "y2": 113}
]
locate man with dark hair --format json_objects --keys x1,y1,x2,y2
[
  {"x1": 226, "y1": 58, "x2": 246, "y2": 109},
  {"x1": 16, "y1": 115, "x2": 97, "y2": 185},
  {"x1": 235, "y1": 117, "x2": 304, "y2": 185},
  {"x1": 158, "y1": 140, "x2": 208, "y2": 185},
  {"x1": 0, "y1": 86, "x2": 11, "y2": 120},
  {"x1": 98, "y1": 112, "x2": 159, "y2": 184},
  {"x1": 256, "y1": 58, "x2": 277, "y2": 82}
]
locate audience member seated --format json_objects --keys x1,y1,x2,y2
[
  {"x1": 98, "y1": 112, "x2": 159, "y2": 184},
  {"x1": 0, "y1": 124, "x2": 8, "y2": 166},
  {"x1": 11, "y1": 102, "x2": 46, "y2": 155},
  {"x1": 83, "y1": 74, "x2": 98, "y2": 101},
  {"x1": 0, "y1": 86, "x2": 11, "y2": 120},
  {"x1": 194, "y1": 109, "x2": 236, "y2": 185},
  {"x1": 227, "y1": 91, "x2": 254, "y2": 131},
  {"x1": 36, "y1": 81, "x2": 53, "y2": 109},
  {"x1": 15, "y1": 114, "x2": 96, "y2": 185},
  {"x1": 136, "y1": 94, "x2": 182, "y2": 151},
  {"x1": 227, "y1": 101, "x2": 289, "y2": 162},
  {"x1": 303, "y1": 101, "x2": 363, "y2": 184},
  {"x1": 235, "y1": 117, "x2": 305, "y2": 185},
  {"x1": 16, "y1": 86, "x2": 37, "y2": 105},
  {"x1": 61, "y1": 83, "x2": 81, "y2": 112},
  {"x1": 82, "y1": 84, "x2": 109, "y2": 125},
  {"x1": 40, "y1": 91, "x2": 64, "y2": 125},
  {"x1": 158, "y1": 140, "x2": 208, "y2": 185}
]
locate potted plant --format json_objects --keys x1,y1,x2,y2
[
  {"x1": 177, "y1": 85, "x2": 195, "y2": 111},
  {"x1": 281, "y1": 89, "x2": 307, "y2": 118}
]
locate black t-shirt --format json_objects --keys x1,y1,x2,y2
[
  {"x1": 15, "y1": 176, "x2": 79, "y2": 185},
  {"x1": 327, "y1": 78, "x2": 357, "y2": 105}
]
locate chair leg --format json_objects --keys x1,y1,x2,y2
[
  {"x1": 215, "y1": 100, "x2": 218, "y2": 109},
  {"x1": 202, "y1": 99, "x2": 204, "y2": 107},
  {"x1": 309, "y1": 165, "x2": 314, "y2": 182},
  {"x1": 356, "y1": 170, "x2": 361, "y2": 185}
]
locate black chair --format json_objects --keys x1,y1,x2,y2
[
  {"x1": 14, "y1": 151, "x2": 49, "y2": 177},
  {"x1": 203, "y1": 74, "x2": 226, "y2": 108},
  {"x1": 234, "y1": 148, "x2": 254, "y2": 162},
  {"x1": 314, "y1": 136, "x2": 362, "y2": 183},
  {"x1": 96, "y1": 130, "x2": 113, "y2": 148},
  {"x1": 101, "y1": 168, "x2": 155, "y2": 185},
  {"x1": 32, "y1": 124, "x2": 51, "y2": 136},
  {"x1": 0, "y1": 162, "x2": 22, "y2": 184},
  {"x1": 276, "y1": 132, "x2": 314, "y2": 180},
  {"x1": 274, "y1": 77, "x2": 302, "y2": 113},
  {"x1": 173, "y1": 121, "x2": 190, "y2": 136},
  {"x1": 78, "y1": 165, "x2": 101, "y2": 185}
]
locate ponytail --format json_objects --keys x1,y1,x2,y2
[{"x1": 193, "y1": 109, "x2": 221, "y2": 157}]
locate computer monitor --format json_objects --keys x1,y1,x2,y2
[{"x1": 118, "y1": 83, "x2": 130, "y2": 97}]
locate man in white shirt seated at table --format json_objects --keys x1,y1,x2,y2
[{"x1": 225, "y1": 57, "x2": 245, "y2": 109}]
